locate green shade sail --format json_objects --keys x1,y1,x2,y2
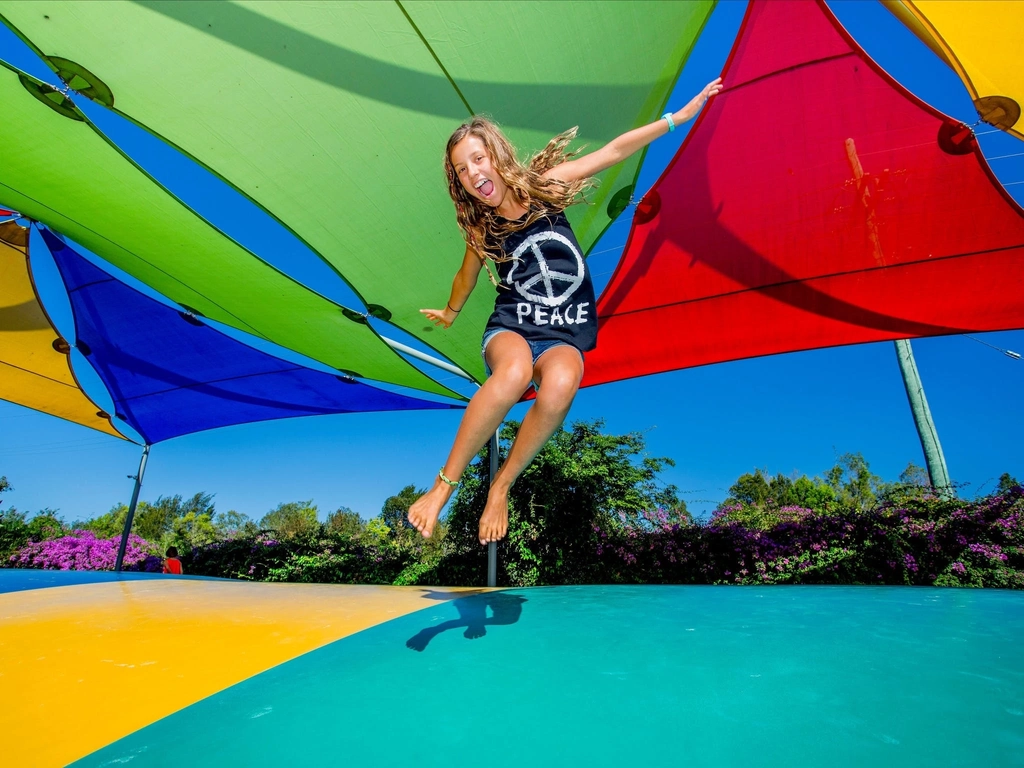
[
  {"x1": 0, "y1": 60, "x2": 459, "y2": 399},
  {"x1": 0, "y1": 0, "x2": 714, "y2": 380}
]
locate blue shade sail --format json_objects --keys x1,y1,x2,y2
[{"x1": 41, "y1": 229, "x2": 461, "y2": 445}]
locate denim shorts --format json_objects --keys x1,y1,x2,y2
[{"x1": 481, "y1": 329, "x2": 583, "y2": 382}]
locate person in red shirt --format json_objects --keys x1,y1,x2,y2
[{"x1": 163, "y1": 546, "x2": 183, "y2": 575}]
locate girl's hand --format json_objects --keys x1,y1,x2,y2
[
  {"x1": 544, "y1": 76, "x2": 724, "y2": 183},
  {"x1": 420, "y1": 307, "x2": 457, "y2": 329},
  {"x1": 674, "y1": 77, "x2": 723, "y2": 124}
]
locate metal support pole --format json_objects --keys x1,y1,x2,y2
[
  {"x1": 845, "y1": 138, "x2": 952, "y2": 495},
  {"x1": 115, "y1": 444, "x2": 150, "y2": 572},
  {"x1": 893, "y1": 339, "x2": 951, "y2": 492},
  {"x1": 487, "y1": 430, "x2": 499, "y2": 587},
  {"x1": 380, "y1": 337, "x2": 473, "y2": 381}
]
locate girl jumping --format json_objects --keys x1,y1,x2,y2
[{"x1": 408, "y1": 78, "x2": 723, "y2": 546}]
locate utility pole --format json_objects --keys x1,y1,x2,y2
[{"x1": 844, "y1": 138, "x2": 951, "y2": 493}]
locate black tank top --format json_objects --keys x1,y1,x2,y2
[{"x1": 483, "y1": 211, "x2": 597, "y2": 352}]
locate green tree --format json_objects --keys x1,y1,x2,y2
[
  {"x1": 26, "y1": 509, "x2": 64, "y2": 542},
  {"x1": 441, "y1": 419, "x2": 684, "y2": 586},
  {"x1": 997, "y1": 473, "x2": 1021, "y2": 495},
  {"x1": 789, "y1": 475, "x2": 836, "y2": 510},
  {"x1": 214, "y1": 510, "x2": 258, "y2": 538},
  {"x1": 74, "y1": 504, "x2": 126, "y2": 538},
  {"x1": 381, "y1": 485, "x2": 425, "y2": 532},
  {"x1": 726, "y1": 469, "x2": 830, "y2": 509},
  {"x1": 362, "y1": 516, "x2": 392, "y2": 546},
  {"x1": 2, "y1": 507, "x2": 67, "y2": 562},
  {"x1": 325, "y1": 507, "x2": 364, "y2": 538},
  {"x1": 727, "y1": 469, "x2": 773, "y2": 507},
  {"x1": 0, "y1": 475, "x2": 10, "y2": 501},
  {"x1": 898, "y1": 463, "x2": 931, "y2": 487},
  {"x1": 170, "y1": 511, "x2": 219, "y2": 550},
  {"x1": 824, "y1": 452, "x2": 881, "y2": 511},
  {"x1": 260, "y1": 500, "x2": 319, "y2": 539},
  {"x1": 137, "y1": 493, "x2": 216, "y2": 543},
  {"x1": 717, "y1": 470, "x2": 836, "y2": 527},
  {"x1": 76, "y1": 492, "x2": 216, "y2": 546},
  {"x1": 877, "y1": 462, "x2": 935, "y2": 504},
  {"x1": 0, "y1": 508, "x2": 28, "y2": 562}
]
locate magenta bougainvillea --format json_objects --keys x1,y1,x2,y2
[
  {"x1": 592, "y1": 486, "x2": 1024, "y2": 589},
  {"x1": 9, "y1": 530, "x2": 161, "y2": 571}
]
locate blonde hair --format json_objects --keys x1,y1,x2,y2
[{"x1": 444, "y1": 117, "x2": 594, "y2": 272}]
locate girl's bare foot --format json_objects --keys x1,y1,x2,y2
[
  {"x1": 407, "y1": 476, "x2": 454, "y2": 538},
  {"x1": 478, "y1": 484, "x2": 509, "y2": 545}
]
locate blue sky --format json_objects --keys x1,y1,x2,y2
[{"x1": 1, "y1": 1, "x2": 1021, "y2": 524}]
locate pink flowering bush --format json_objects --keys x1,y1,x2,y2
[{"x1": 9, "y1": 530, "x2": 161, "y2": 571}]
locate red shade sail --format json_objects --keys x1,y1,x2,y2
[{"x1": 585, "y1": 0, "x2": 1024, "y2": 388}]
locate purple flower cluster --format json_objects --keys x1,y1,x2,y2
[
  {"x1": 590, "y1": 486, "x2": 1024, "y2": 588},
  {"x1": 9, "y1": 530, "x2": 158, "y2": 571},
  {"x1": 968, "y1": 542, "x2": 1008, "y2": 562}
]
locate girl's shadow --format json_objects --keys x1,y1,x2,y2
[{"x1": 406, "y1": 590, "x2": 527, "y2": 652}]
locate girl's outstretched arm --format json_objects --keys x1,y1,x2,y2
[
  {"x1": 543, "y1": 78, "x2": 723, "y2": 184},
  {"x1": 420, "y1": 244, "x2": 484, "y2": 329}
]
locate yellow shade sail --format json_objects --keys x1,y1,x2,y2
[
  {"x1": 883, "y1": 0, "x2": 1024, "y2": 139},
  {"x1": 0, "y1": 220, "x2": 125, "y2": 439}
]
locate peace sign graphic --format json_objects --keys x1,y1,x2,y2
[{"x1": 506, "y1": 231, "x2": 586, "y2": 307}]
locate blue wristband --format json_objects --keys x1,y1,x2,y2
[{"x1": 662, "y1": 112, "x2": 676, "y2": 132}]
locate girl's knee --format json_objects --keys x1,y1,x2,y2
[
  {"x1": 490, "y1": 360, "x2": 534, "y2": 394},
  {"x1": 535, "y1": 370, "x2": 581, "y2": 407}
]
